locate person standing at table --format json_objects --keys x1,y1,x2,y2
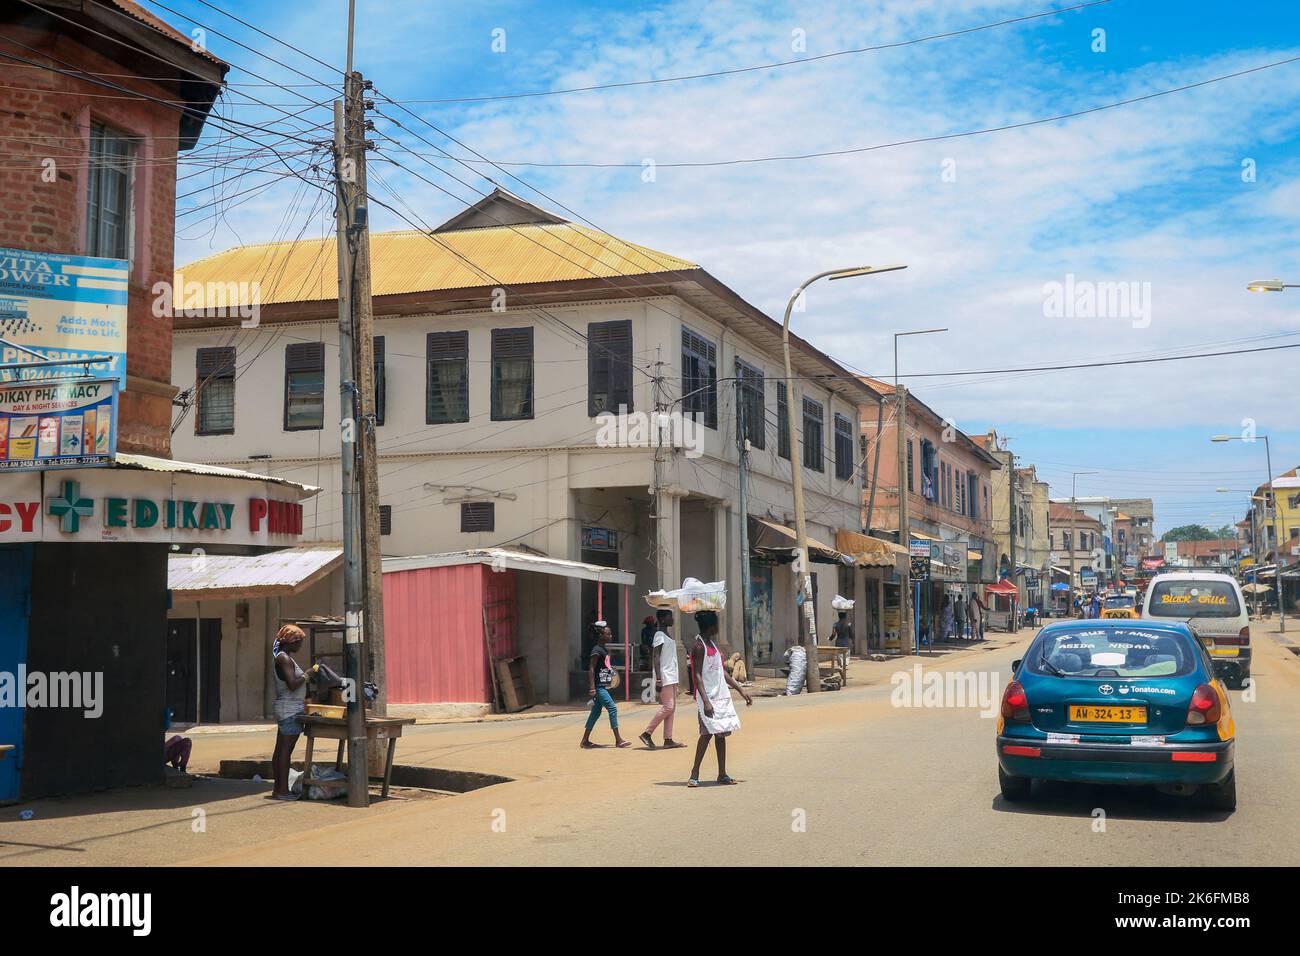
[{"x1": 271, "y1": 624, "x2": 319, "y2": 800}]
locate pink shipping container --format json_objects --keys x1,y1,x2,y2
[{"x1": 384, "y1": 561, "x2": 516, "y2": 704}]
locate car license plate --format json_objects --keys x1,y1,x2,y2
[{"x1": 1068, "y1": 705, "x2": 1147, "y2": 723}]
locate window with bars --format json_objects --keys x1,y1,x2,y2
[
  {"x1": 802, "y1": 396, "x2": 823, "y2": 472},
  {"x1": 776, "y1": 381, "x2": 791, "y2": 459},
  {"x1": 968, "y1": 473, "x2": 979, "y2": 519},
  {"x1": 834, "y1": 412, "x2": 854, "y2": 480},
  {"x1": 734, "y1": 359, "x2": 765, "y2": 450},
  {"x1": 461, "y1": 501, "x2": 495, "y2": 532},
  {"x1": 283, "y1": 342, "x2": 325, "y2": 431},
  {"x1": 195, "y1": 346, "x2": 235, "y2": 435},
  {"x1": 588, "y1": 319, "x2": 633, "y2": 415},
  {"x1": 681, "y1": 326, "x2": 717, "y2": 430},
  {"x1": 907, "y1": 440, "x2": 914, "y2": 493},
  {"x1": 379, "y1": 505, "x2": 392, "y2": 536},
  {"x1": 492, "y1": 327, "x2": 533, "y2": 421},
  {"x1": 86, "y1": 122, "x2": 136, "y2": 261},
  {"x1": 426, "y1": 331, "x2": 469, "y2": 424},
  {"x1": 373, "y1": 336, "x2": 386, "y2": 427}
]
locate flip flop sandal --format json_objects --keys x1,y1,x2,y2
[
  {"x1": 616, "y1": 741, "x2": 632, "y2": 748},
  {"x1": 687, "y1": 778, "x2": 700, "y2": 788},
  {"x1": 717, "y1": 775, "x2": 739, "y2": 785}
]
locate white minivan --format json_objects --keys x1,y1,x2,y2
[{"x1": 1141, "y1": 571, "x2": 1251, "y2": 686}]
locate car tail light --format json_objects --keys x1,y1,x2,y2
[
  {"x1": 1186, "y1": 683, "x2": 1221, "y2": 726},
  {"x1": 1001, "y1": 680, "x2": 1030, "y2": 722}
]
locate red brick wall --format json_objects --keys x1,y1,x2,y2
[{"x1": 0, "y1": 27, "x2": 195, "y2": 456}]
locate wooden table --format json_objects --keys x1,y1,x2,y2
[{"x1": 298, "y1": 714, "x2": 416, "y2": 799}]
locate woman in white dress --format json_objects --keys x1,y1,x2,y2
[{"x1": 687, "y1": 610, "x2": 752, "y2": 788}]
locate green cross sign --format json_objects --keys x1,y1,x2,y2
[{"x1": 47, "y1": 479, "x2": 94, "y2": 533}]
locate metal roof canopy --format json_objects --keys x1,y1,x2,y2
[
  {"x1": 383, "y1": 548, "x2": 637, "y2": 585},
  {"x1": 113, "y1": 452, "x2": 321, "y2": 497},
  {"x1": 168, "y1": 545, "x2": 342, "y2": 601}
]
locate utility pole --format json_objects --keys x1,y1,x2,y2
[
  {"x1": 343, "y1": 69, "x2": 386, "y2": 717},
  {"x1": 735, "y1": 380, "x2": 753, "y2": 675},
  {"x1": 897, "y1": 384, "x2": 911, "y2": 654},
  {"x1": 332, "y1": 4, "x2": 368, "y2": 807}
]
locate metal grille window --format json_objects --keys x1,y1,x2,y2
[
  {"x1": 491, "y1": 327, "x2": 533, "y2": 421},
  {"x1": 283, "y1": 342, "x2": 325, "y2": 431},
  {"x1": 195, "y1": 346, "x2": 235, "y2": 436},
  {"x1": 802, "y1": 396, "x2": 823, "y2": 472},
  {"x1": 426, "y1": 331, "x2": 469, "y2": 424},
  {"x1": 461, "y1": 501, "x2": 494, "y2": 532},
  {"x1": 834, "y1": 412, "x2": 853, "y2": 480},
  {"x1": 379, "y1": 505, "x2": 392, "y2": 535},
  {"x1": 907, "y1": 440, "x2": 914, "y2": 492},
  {"x1": 588, "y1": 320, "x2": 633, "y2": 415},
  {"x1": 734, "y1": 359, "x2": 765, "y2": 450},
  {"x1": 681, "y1": 326, "x2": 717, "y2": 430},
  {"x1": 776, "y1": 381, "x2": 791, "y2": 459},
  {"x1": 86, "y1": 122, "x2": 136, "y2": 261},
  {"x1": 373, "y1": 336, "x2": 386, "y2": 427}
]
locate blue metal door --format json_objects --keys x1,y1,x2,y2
[{"x1": 0, "y1": 545, "x2": 32, "y2": 803}]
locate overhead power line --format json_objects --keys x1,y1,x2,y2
[
  {"x1": 460, "y1": 52, "x2": 1300, "y2": 168},
  {"x1": 397, "y1": 1, "x2": 1112, "y2": 104}
]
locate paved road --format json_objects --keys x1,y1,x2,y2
[
  {"x1": 181, "y1": 627, "x2": 1299, "y2": 867},
  {"x1": 4, "y1": 628, "x2": 1296, "y2": 866}
]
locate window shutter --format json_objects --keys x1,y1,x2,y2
[
  {"x1": 373, "y1": 335, "x2": 386, "y2": 427},
  {"x1": 196, "y1": 346, "x2": 235, "y2": 378},
  {"x1": 589, "y1": 320, "x2": 633, "y2": 415},
  {"x1": 428, "y1": 330, "x2": 468, "y2": 359},
  {"x1": 461, "y1": 501, "x2": 495, "y2": 533},
  {"x1": 379, "y1": 505, "x2": 392, "y2": 536},
  {"x1": 285, "y1": 341, "x2": 324, "y2": 372},
  {"x1": 492, "y1": 327, "x2": 533, "y2": 358}
]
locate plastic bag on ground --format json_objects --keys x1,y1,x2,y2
[{"x1": 784, "y1": 645, "x2": 807, "y2": 695}]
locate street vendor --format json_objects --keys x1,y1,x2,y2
[{"x1": 271, "y1": 624, "x2": 320, "y2": 800}]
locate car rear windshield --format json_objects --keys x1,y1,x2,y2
[
  {"x1": 1104, "y1": 596, "x2": 1134, "y2": 608},
  {"x1": 1027, "y1": 627, "x2": 1196, "y2": 679},
  {"x1": 1146, "y1": 579, "x2": 1241, "y2": 618}
]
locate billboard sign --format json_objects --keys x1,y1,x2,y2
[
  {"x1": 0, "y1": 378, "x2": 116, "y2": 471},
  {"x1": 0, "y1": 246, "x2": 128, "y2": 387}
]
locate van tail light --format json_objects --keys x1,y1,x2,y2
[
  {"x1": 1186, "y1": 683, "x2": 1222, "y2": 726},
  {"x1": 1001, "y1": 680, "x2": 1030, "y2": 722},
  {"x1": 1216, "y1": 626, "x2": 1251, "y2": 647}
]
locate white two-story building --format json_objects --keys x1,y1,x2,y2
[{"x1": 169, "y1": 190, "x2": 900, "y2": 709}]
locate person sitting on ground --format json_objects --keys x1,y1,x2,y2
[
  {"x1": 688, "y1": 610, "x2": 752, "y2": 788},
  {"x1": 164, "y1": 735, "x2": 192, "y2": 772},
  {"x1": 581, "y1": 621, "x2": 630, "y2": 749}
]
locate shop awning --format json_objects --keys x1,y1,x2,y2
[
  {"x1": 985, "y1": 580, "x2": 1019, "y2": 596},
  {"x1": 967, "y1": 549, "x2": 984, "y2": 562},
  {"x1": 168, "y1": 544, "x2": 342, "y2": 600},
  {"x1": 836, "y1": 529, "x2": 907, "y2": 567},
  {"x1": 750, "y1": 517, "x2": 853, "y2": 565},
  {"x1": 383, "y1": 548, "x2": 637, "y2": 584}
]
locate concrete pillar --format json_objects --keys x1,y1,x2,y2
[{"x1": 546, "y1": 451, "x2": 576, "y2": 703}]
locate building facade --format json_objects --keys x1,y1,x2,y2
[{"x1": 169, "y1": 190, "x2": 895, "y2": 705}]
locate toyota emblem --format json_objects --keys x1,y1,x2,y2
[{"x1": 1099, "y1": 683, "x2": 1114, "y2": 695}]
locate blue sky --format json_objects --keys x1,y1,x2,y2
[{"x1": 162, "y1": 0, "x2": 1300, "y2": 537}]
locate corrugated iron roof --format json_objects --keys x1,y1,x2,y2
[
  {"x1": 107, "y1": 0, "x2": 228, "y2": 66},
  {"x1": 175, "y1": 223, "x2": 697, "y2": 307},
  {"x1": 169, "y1": 545, "x2": 342, "y2": 598},
  {"x1": 383, "y1": 548, "x2": 637, "y2": 585},
  {"x1": 112, "y1": 453, "x2": 320, "y2": 497}
]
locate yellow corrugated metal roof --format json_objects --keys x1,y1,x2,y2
[{"x1": 175, "y1": 223, "x2": 697, "y2": 307}]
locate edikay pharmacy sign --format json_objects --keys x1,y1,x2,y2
[{"x1": 0, "y1": 468, "x2": 306, "y2": 546}]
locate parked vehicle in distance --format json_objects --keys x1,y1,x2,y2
[
  {"x1": 996, "y1": 619, "x2": 1236, "y2": 811},
  {"x1": 1140, "y1": 571, "x2": 1251, "y2": 687},
  {"x1": 1100, "y1": 593, "x2": 1139, "y2": 619}
]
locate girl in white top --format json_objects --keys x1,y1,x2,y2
[
  {"x1": 688, "y1": 610, "x2": 752, "y2": 788},
  {"x1": 639, "y1": 608, "x2": 685, "y2": 750}
]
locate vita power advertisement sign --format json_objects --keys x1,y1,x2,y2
[
  {"x1": 0, "y1": 379, "x2": 117, "y2": 471},
  {"x1": 0, "y1": 246, "x2": 128, "y2": 386}
]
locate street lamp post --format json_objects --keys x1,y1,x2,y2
[
  {"x1": 1212, "y1": 433, "x2": 1285, "y2": 630},
  {"x1": 895, "y1": 327, "x2": 947, "y2": 655},
  {"x1": 783, "y1": 264, "x2": 905, "y2": 691},
  {"x1": 1070, "y1": 471, "x2": 1097, "y2": 617}
]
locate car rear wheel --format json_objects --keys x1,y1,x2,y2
[
  {"x1": 998, "y1": 766, "x2": 1032, "y2": 802},
  {"x1": 1201, "y1": 769, "x2": 1236, "y2": 812}
]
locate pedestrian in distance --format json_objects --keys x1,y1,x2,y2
[
  {"x1": 639, "y1": 608, "x2": 685, "y2": 750},
  {"x1": 687, "y1": 610, "x2": 752, "y2": 788},
  {"x1": 581, "y1": 621, "x2": 630, "y2": 749},
  {"x1": 969, "y1": 592, "x2": 986, "y2": 639},
  {"x1": 271, "y1": 624, "x2": 320, "y2": 800},
  {"x1": 831, "y1": 610, "x2": 854, "y2": 653}
]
